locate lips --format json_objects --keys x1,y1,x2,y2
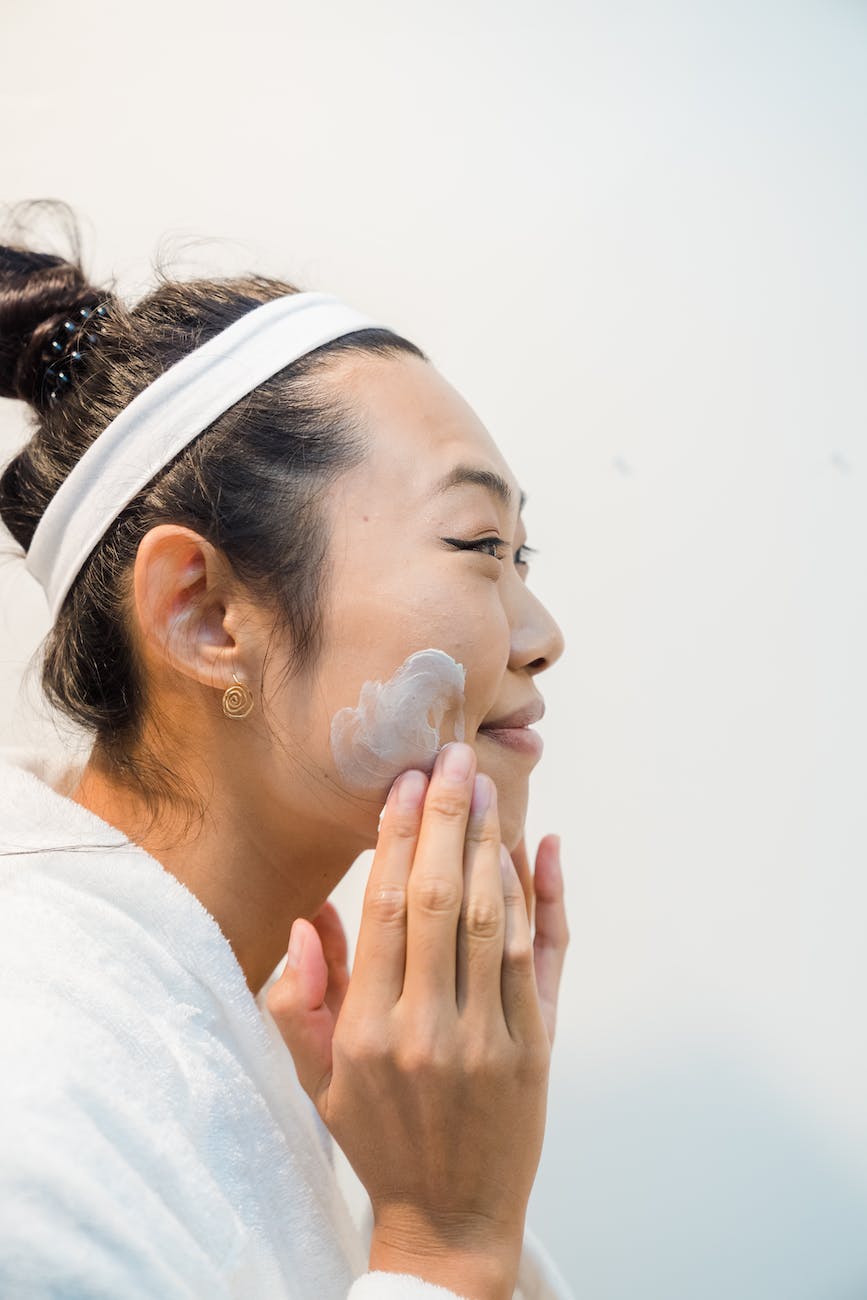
[
  {"x1": 479, "y1": 697, "x2": 545, "y2": 731},
  {"x1": 477, "y1": 697, "x2": 545, "y2": 758}
]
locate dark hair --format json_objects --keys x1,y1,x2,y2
[{"x1": 0, "y1": 202, "x2": 427, "y2": 833}]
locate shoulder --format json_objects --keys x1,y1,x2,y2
[
  {"x1": 0, "y1": 760, "x2": 245, "y2": 1123},
  {"x1": 0, "y1": 753, "x2": 321, "y2": 1296},
  {"x1": 0, "y1": 746, "x2": 95, "y2": 837},
  {"x1": 0, "y1": 841, "x2": 251, "y2": 1297}
]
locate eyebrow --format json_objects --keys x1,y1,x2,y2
[{"x1": 434, "y1": 464, "x2": 527, "y2": 513}]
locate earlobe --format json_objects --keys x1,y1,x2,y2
[{"x1": 132, "y1": 524, "x2": 236, "y2": 688}]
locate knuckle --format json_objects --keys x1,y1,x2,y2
[
  {"x1": 518, "y1": 1042, "x2": 551, "y2": 1084},
  {"x1": 265, "y1": 987, "x2": 288, "y2": 1019},
  {"x1": 384, "y1": 815, "x2": 421, "y2": 843},
  {"x1": 464, "y1": 819, "x2": 501, "y2": 848},
  {"x1": 501, "y1": 879, "x2": 525, "y2": 908},
  {"x1": 461, "y1": 896, "x2": 502, "y2": 941},
  {"x1": 394, "y1": 1046, "x2": 426, "y2": 1078},
  {"x1": 395, "y1": 1034, "x2": 449, "y2": 1077},
  {"x1": 265, "y1": 984, "x2": 292, "y2": 1021},
  {"x1": 464, "y1": 1037, "x2": 508, "y2": 1079},
  {"x1": 503, "y1": 937, "x2": 535, "y2": 975},
  {"x1": 538, "y1": 916, "x2": 571, "y2": 950},
  {"x1": 411, "y1": 874, "x2": 461, "y2": 916},
  {"x1": 337, "y1": 1022, "x2": 386, "y2": 1069},
  {"x1": 363, "y1": 884, "x2": 407, "y2": 926},
  {"x1": 424, "y1": 788, "x2": 469, "y2": 821}
]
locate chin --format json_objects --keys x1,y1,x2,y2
[{"x1": 472, "y1": 733, "x2": 534, "y2": 848}]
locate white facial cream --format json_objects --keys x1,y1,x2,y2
[{"x1": 330, "y1": 648, "x2": 466, "y2": 791}]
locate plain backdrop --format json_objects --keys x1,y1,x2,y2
[{"x1": 1, "y1": 2, "x2": 866, "y2": 1296}]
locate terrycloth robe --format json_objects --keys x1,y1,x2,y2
[{"x1": 0, "y1": 748, "x2": 573, "y2": 1300}]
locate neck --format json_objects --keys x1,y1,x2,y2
[{"x1": 68, "y1": 741, "x2": 371, "y2": 996}]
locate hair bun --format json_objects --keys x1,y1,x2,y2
[{"x1": 0, "y1": 245, "x2": 105, "y2": 408}]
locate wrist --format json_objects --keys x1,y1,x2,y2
[{"x1": 369, "y1": 1211, "x2": 522, "y2": 1300}]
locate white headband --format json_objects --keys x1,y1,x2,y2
[{"x1": 25, "y1": 290, "x2": 383, "y2": 621}]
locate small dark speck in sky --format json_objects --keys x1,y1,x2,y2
[{"x1": 613, "y1": 456, "x2": 633, "y2": 476}]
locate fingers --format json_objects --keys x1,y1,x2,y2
[
  {"x1": 347, "y1": 769, "x2": 429, "y2": 1012},
  {"x1": 266, "y1": 918, "x2": 335, "y2": 1110},
  {"x1": 402, "y1": 743, "x2": 477, "y2": 1008},
  {"x1": 500, "y1": 846, "x2": 546, "y2": 1044},
  {"x1": 509, "y1": 835, "x2": 535, "y2": 927},
  {"x1": 455, "y1": 773, "x2": 505, "y2": 1020},
  {"x1": 312, "y1": 901, "x2": 350, "y2": 1020},
  {"x1": 532, "y1": 835, "x2": 569, "y2": 1045}
]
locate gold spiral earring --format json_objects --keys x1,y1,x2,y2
[{"x1": 222, "y1": 671, "x2": 254, "y2": 719}]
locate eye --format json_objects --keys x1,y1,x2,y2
[{"x1": 442, "y1": 537, "x2": 538, "y2": 569}]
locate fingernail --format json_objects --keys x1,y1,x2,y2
[
  {"x1": 470, "y1": 773, "x2": 492, "y2": 817},
  {"x1": 439, "y1": 742, "x2": 474, "y2": 784},
  {"x1": 287, "y1": 920, "x2": 306, "y2": 970},
  {"x1": 499, "y1": 844, "x2": 513, "y2": 881}
]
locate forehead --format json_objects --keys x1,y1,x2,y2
[{"x1": 326, "y1": 351, "x2": 520, "y2": 511}]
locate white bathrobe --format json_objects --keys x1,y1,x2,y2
[{"x1": 0, "y1": 748, "x2": 573, "y2": 1300}]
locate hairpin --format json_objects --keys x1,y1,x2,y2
[{"x1": 43, "y1": 304, "x2": 109, "y2": 403}]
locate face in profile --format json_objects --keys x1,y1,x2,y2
[{"x1": 259, "y1": 351, "x2": 565, "y2": 851}]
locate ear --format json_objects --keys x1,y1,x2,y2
[{"x1": 131, "y1": 524, "x2": 253, "y2": 690}]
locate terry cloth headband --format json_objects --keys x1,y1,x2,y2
[{"x1": 25, "y1": 291, "x2": 383, "y2": 622}]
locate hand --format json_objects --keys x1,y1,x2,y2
[{"x1": 266, "y1": 743, "x2": 556, "y2": 1299}]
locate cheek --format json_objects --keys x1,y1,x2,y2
[
  {"x1": 416, "y1": 575, "x2": 508, "y2": 709},
  {"x1": 329, "y1": 648, "x2": 468, "y2": 793},
  {"x1": 452, "y1": 618, "x2": 511, "y2": 726},
  {"x1": 312, "y1": 562, "x2": 511, "y2": 797}
]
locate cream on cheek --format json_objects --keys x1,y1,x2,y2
[{"x1": 329, "y1": 648, "x2": 466, "y2": 792}]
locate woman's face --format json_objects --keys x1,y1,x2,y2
[{"x1": 261, "y1": 351, "x2": 565, "y2": 851}]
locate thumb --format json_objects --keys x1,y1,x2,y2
[{"x1": 265, "y1": 917, "x2": 335, "y2": 1113}]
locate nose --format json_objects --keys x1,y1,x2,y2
[{"x1": 507, "y1": 582, "x2": 566, "y2": 676}]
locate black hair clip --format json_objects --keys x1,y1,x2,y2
[{"x1": 42, "y1": 302, "x2": 109, "y2": 402}]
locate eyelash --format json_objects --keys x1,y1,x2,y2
[{"x1": 443, "y1": 536, "x2": 538, "y2": 567}]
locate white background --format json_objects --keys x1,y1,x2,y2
[{"x1": 1, "y1": 2, "x2": 866, "y2": 1296}]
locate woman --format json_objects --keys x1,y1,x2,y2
[{"x1": 0, "y1": 216, "x2": 571, "y2": 1299}]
